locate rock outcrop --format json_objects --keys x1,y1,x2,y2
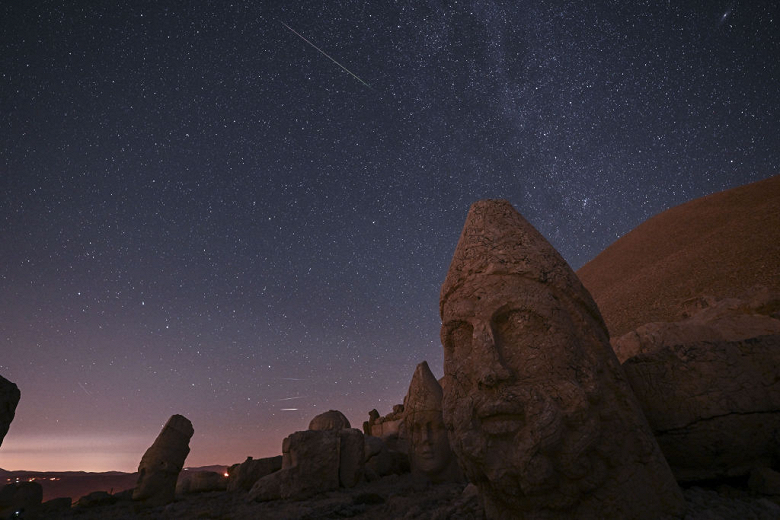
[
  {"x1": 0, "y1": 374, "x2": 20, "y2": 447},
  {"x1": 133, "y1": 414, "x2": 194, "y2": 507},
  {"x1": 227, "y1": 456, "x2": 282, "y2": 492},
  {"x1": 612, "y1": 286, "x2": 780, "y2": 362},
  {"x1": 402, "y1": 361, "x2": 462, "y2": 483},
  {"x1": 622, "y1": 335, "x2": 780, "y2": 482},
  {"x1": 249, "y1": 427, "x2": 365, "y2": 502},
  {"x1": 309, "y1": 409, "x2": 351, "y2": 431},
  {"x1": 439, "y1": 200, "x2": 685, "y2": 519}
]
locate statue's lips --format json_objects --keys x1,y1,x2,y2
[{"x1": 477, "y1": 403, "x2": 525, "y2": 435}]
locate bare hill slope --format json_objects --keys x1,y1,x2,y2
[{"x1": 577, "y1": 175, "x2": 780, "y2": 338}]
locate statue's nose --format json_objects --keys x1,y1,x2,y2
[{"x1": 473, "y1": 324, "x2": 511, "y2": 388}]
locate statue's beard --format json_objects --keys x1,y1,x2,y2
[{"x1": 444, "y1": 380, "x2": 605, "y2": 512}]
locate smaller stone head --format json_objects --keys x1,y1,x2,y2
[{"x1": 403, "y1": 361, "x2": 462, "y2": 483}]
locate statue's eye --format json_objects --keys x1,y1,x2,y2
[{"x1": 444, "y1": 321, "x2": 472, "y2": 355}]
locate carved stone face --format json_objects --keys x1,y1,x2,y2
[
  {"x1": 441, "y1": 274, "x2": 604, "y2": 511},
  {"x1": 407, "y1": 410, "x2": 453, "y2": 477}
]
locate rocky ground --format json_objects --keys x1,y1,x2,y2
[{"x1": 23, "y1": 475, "x2": 780, "y2": 520}]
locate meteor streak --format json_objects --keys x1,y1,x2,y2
[{"x1": 280, "y1": 21, "x2": 372, "y2": 90}]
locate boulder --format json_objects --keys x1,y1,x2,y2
[
  {"x1": 176, "y1": 470, "x2": 227, "y2": 494},
  {"x1": 249, "y1": 427, "x2": 366, "y2": 502},
  {"x1": 309, "y1": 409, "x2": 351, "y2": 431},
  {"x1": 132, "y1": 414, "x2": 194, "y2": 507},
  {"x1": 622, "y1": 335, "x2": 780, "y2": 482},
  {"x1": 0, "y1": 374, "x2": 20, "y2": 447},
  {"x1": 227, "y1": 455, "x2": 283, "y2": 492},
  {"x1": 439, "y1": 200, "x2": 685, "y2": 519},
  {"x1": 250, "y1": 429, "x2": 341, "y2": 501}
]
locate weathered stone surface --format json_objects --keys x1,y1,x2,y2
[
  {"x1": 338, "y1": 428, "x2": 365, "y2": 488},
  {"x1": 0, "y1": 481, "x2": 43, "y2": 518},
  {"x1": 403, "y1": 361, "x2": 462, "y2": 483},
  {"x1": 439, "y1": 200, "x2": 685, "y2": 519},
  {"x1": 613, "y1": 287, "x2": 780, "y2": 362},
  {"x1": 0, "y1": 374, "x2": 20, "y2": 447},
  {"x1": 309, "y1": 409, "x2": 351, "y2": 431},
  {"x1": 622, "y1": 335, "x2": 780, "y2": 482},
  {"x1": 132, "y1": 414, "x2": 194, "y2": 507},
  {"x1": 227, "y1": 455, "x2": 283, "y2": 492},
  {"x1": 749, "y1": 467, "x2": 780, "y2": 496},
  {"x1": 176, "y1": 470, "x2": 227, "y2": 495},
  {"x1": 249, "y1": 429, "x2": 341, "y2": 501}
]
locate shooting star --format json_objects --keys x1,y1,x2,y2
[
  {"x1": 280, "y1": 408, "x2": 299, "y2": 411},
  {"x1": 277, "y1": 396, "x2": 306, "y2": 401},
  {"x1": 280, "y1": 21, "x2": 372, "y2": 90},
  {"x1": 78, "y1": 382, "x2": 92, "y2": 397}
]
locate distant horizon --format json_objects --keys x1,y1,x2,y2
[{"x1": 0, "y1": 406, "x2": 380, "y2": 473}]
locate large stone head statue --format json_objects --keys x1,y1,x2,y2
[
  {"x1": 439, "y1": 200, "x2": 684, "y2": 519},
  {"x1": 402, "y1": 361, "x2": 462, "y2": 483}
]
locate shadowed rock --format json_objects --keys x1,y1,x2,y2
[
  {"x1": 440, "y1": 200, "x2": 685, "y2": 519},
  {"x1": 0, "y1": 482, "x2": 43, "y2": 518},
  {"x1": 403, "y1": 361, "x2": 463, "y2": 483},
  {"x1": 176, "y1": 470, "x2": 227, "y2": 495},
  {"x1": 133, "y1": 414, "x2": 194, "y2": 507},
  {"x1": 227, "y1": 456, "x2": 283, "y2": 492},
  {"x1": 623, "y1": 335, "x2": 780, "y2": 482},
  {"x1": 0, "y1": 374, "x2": 20, "y2": 447}
]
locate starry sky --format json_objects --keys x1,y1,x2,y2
[{"x1": 1, "y1": 1, "x2": 778, "y2": 472}]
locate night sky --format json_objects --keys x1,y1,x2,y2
[{"x1": 2, "y1": 1, "x2": 778, "y2": 472}]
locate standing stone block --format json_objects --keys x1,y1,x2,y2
[{"x1": 133, "y1": 414, "x2": 194, "y2": 507}]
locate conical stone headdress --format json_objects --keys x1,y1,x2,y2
[
  {"x1": 404, "y1": 361, "x2": 443, "y2": 416},
  {"x1": 439, "y1": 200, "x2": 605, "y2": 332}
]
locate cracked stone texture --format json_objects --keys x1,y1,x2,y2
[
  {"x1": 133, "y1": 414, "x2": 194, "y2": 507},
  {"x1": 623, "y1": 335, "x2": 780, "y2": 482},
  {"x1": 0, "y1": 374, "x2": 20, "y2": 447},
  {"x1": 440, "y1": 200, "x2": 685, "y2": 519}
]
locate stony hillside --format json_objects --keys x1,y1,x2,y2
[{"x1": 577, "y1": 174, "x2": 780, "y2": 338}]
